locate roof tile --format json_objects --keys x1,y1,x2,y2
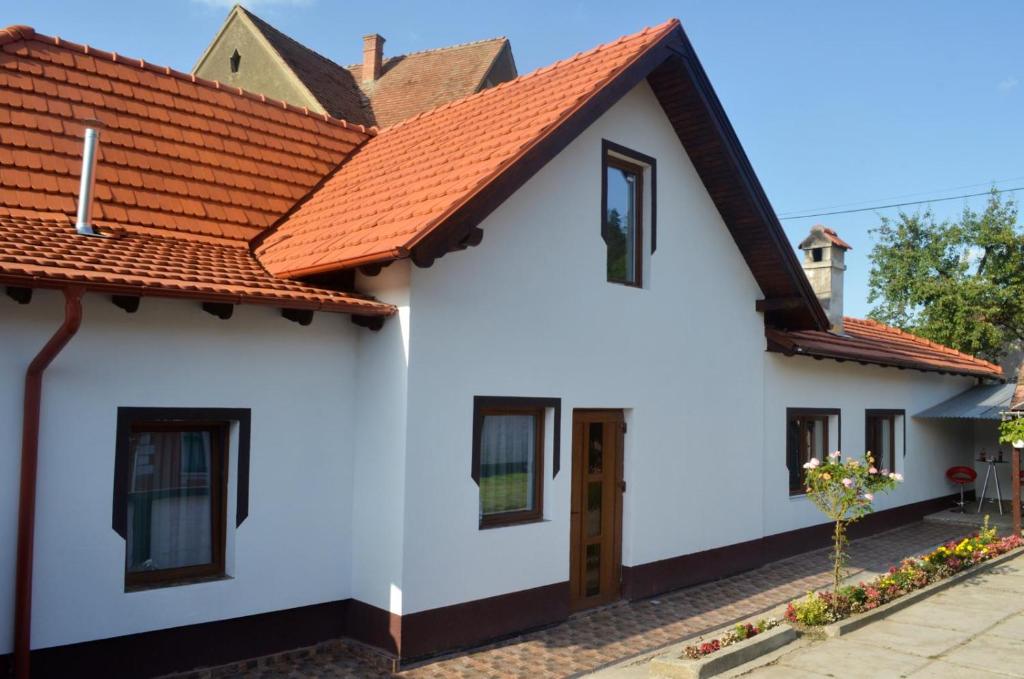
[
  {"x1": 767, "y1": 317, "x2": 1003, "y2": 379},
  {"x1": 256, "y1": 19, "x2": 679, "y2": 277},
  {"x1": 0, "y1": 25, "x2": 372, "y2": 243},
  {"x1": 0, "y1": 210, "x2": 393, "y2": 315}
]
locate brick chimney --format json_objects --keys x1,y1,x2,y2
[
  {"x1": 362, "y1": 34, "x2": 385, "y2": 83},
  {"x1": 799, "y1": 225, "x2": 852, "y2": 334}
]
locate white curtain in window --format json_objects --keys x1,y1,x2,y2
[
  {"x1": 127, "y1": 431, "x2": 213, "y2": 571},
  {"x1": 480, "y1": 414, "x2": 536, "y2": 515}
]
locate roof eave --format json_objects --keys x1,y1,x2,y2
[
  {"x1": 765, "y1": 330, "x2": 1003, "y2": 381},
  {"x1": 0, "y1": 273, "x2": 396, "y2": 317}
]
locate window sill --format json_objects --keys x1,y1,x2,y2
[
  {"x1": 479, "y1": 517, "x2": 549, "y2": 531},
  {"x1": 125, "y1": 573, "x2": 232, "y2": 593},
  {"x1": 788, "y1": 492, "x2": 809, "y2": 500}
]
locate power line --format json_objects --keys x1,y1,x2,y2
[
  {"x1": 778, "y1": 186, "x2": 1024, "y2": 220},
  {"x1": 777, "y1": 174, "x2": 1024, "y2": 217}
]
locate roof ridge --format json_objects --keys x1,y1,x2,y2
[
  {"x1": 845, "y1": 316, "x2": 1001, "y2": 370},
  {"x1": 380, "y1": 18, "x2": 678, "y2": 133},
  {"x1": 0, "y1": 24, "x2": 378, "y2": 135},
  {"x1": 344, "y1": 36, "x2": 509, "y2": 70}
]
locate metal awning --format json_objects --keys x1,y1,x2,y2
[{"x1": 916, "y1": 382, "x2": 1014, "y2": 420}]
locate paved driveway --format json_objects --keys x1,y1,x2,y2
[
  {"x1": 203, "y1": 522, "x2": 965, "y2": 679},
  {"x1": 736, "y1": 552, "x2": 1024, "y2": 678}
]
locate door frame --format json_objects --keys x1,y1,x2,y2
[{"x1": 569, "y1": 408, "x2": 625, "y2": 611}]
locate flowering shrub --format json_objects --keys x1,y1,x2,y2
[
  {"x1": 786, "y1": 519, "x2": 1022, "y2": 627},
  {"x1": 681, "y1": 618, "x2": 780, "y2": 659},
  {"x1": 802, "y1": 451, "x2": 902, "y2": 594}
]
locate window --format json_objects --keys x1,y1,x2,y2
[
  {"x1": 866, "y1": 410, "x2": 903, "y2": 473},
  {"x1": 602, "y1": 141, "x2": 655, "y2": 287},
  {"x1": 476, "y1": 406, "x2": 544, "y2": 527},
  {"x1": 786, "y1": 409, "x2": 840, "y2": 495},
  {"x1": 603, "y1": 156, "x2": 643, "y2": 285},
  {"x1": 125, "y1": 422, "x2": 227, "y2": 587},
  {"x1": 230, "y1": 49, "x2": 241, "y2": 74},
  {"x1": 113, "y1": 407, "x2": 250, "y2": 589}
]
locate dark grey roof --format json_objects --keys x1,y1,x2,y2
[{"x1": 916, "y1": 382, "x2": 1015, "y2": 420}]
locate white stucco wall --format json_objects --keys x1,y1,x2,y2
[
  {"x1": 762, "y1": 355, "x2": 977, "y2": 536},
  {"x1": 399, "y1": 81, "x2": 769, "y2": 614},
  {"x1": 350, "y1": 263, "x2": 412, "y2": 615},
  {"x1": 394, "y1": 80, "x2": 988, "y2": 616},
  {"x1": 0, "y1": 291, "x2": 359, "y2": 651}
]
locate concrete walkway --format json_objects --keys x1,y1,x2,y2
[{"x1": 727, "y1": 551, "x2": 1024, "y2": 678}]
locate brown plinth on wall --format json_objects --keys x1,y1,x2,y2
[{"x1": 0, "y1": 492, "x2": 964, "y2": 678}]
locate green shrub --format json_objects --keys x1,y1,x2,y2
[{"x1": 787, "y1": 592, "x2": 834, "y2": 626}]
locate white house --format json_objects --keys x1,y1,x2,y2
[{"x1": 0, "y1": 15, "x2": 1004, "y2": 678}]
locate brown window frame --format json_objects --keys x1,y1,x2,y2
[
  {"x1": 865, "y1": 409, "x2": 903, "y2": 473},
  {"x1": 122, "y1": 420, "x2": 229, "y2": 589},
  {"x1": 602, "y1": 144, "x2": 651, "y2": 288},
  {"x1": 786, "y1": 408, "x2": 841, "y2": 496},
  {"x1": 474, "y1": 403, "x2": 546, "y2": 529}
]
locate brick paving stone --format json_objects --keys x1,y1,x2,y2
[{"x1": 206, "y1": 522, "x2": 966, "y2": 679}]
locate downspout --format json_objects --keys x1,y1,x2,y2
[{"x1": 13, "y1": 286, "x2": 84, "y2": 679}]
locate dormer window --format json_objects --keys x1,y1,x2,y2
[
  {"x1": 230, "y1": 49, "x2": 241, "y2": 74},
  {"x1": 602, "y1": 142, "x2": 655, "y2": 287}
]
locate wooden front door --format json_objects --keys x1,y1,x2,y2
[{"x1": 570, "y1": 409, "x2": 624, "y2": 610}]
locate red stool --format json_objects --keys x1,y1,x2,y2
[{"x1": 946, "y1": 466, "x2": 977, "y2": 513}]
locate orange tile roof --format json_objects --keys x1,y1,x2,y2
[
  {"x1": 0, "y1": 24, "x2": 392, "y2": 316},
  {"x1": 256, "y1": 19, "x2": 681, "y2": 278},
  {"x1": 0, "y1": 24, "x2": 372, "y2": 244},
  {"x1": 0, "y1": 208, "x2": 393, "y2": 315},
  {"x1": 767, "y1": 317, "x2": 1003, "y2": 379}
]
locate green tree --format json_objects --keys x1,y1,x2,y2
[{"x1": 867, "y1": 191, "x2": 1024, "y2": 361}]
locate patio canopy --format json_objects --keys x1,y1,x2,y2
[{"x1": 916, "y1": 382, "x2": 1015, "y2": 420}]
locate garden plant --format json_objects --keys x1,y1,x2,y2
[
  {"x1": 801, "y1": 451, "x2": 902, "y2": 597},
  {"x1": 682, "y1": 618, "x2": 780, "y2": 659},
  {"x1": 786, "y1": 517, "x2": 1022, "y2": 626}
]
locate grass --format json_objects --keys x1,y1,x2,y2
[{"x1": 481, "y1": 472, "x2": 530, "y2": 514}]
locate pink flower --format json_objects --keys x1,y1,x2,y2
[
  {"x1": 842, "y1": 478, "x2": 854, "y2": 488},
  {"x1": 864, "y1": 492, "x2": 874, "y2": 501},
  {"x1": 893, "y1": 473, "x2": 904, "y2": 481},
  {"x1": 869, "y1": 466, "x2": 878, "y2": 474},
  {"x1": 829, "y1": 450, "x2": 841, "y2": 459},
  {"x1": 803, "y1": 458, "x2": 820, "y2": 470}
]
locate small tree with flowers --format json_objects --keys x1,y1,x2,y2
[{"x1": 802, "y1": 452, "x2": 903, "y2": 595}]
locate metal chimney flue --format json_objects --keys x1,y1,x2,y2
[{"x1": 75, "y1": 124, "x2": 102, "y2": 236}]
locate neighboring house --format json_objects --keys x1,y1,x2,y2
[
  {"x1": 0, "y1": 16, "x2": 1004, "y2": 679},
  {"x1": 193, "y1": 5, "x2": 517, "y2": 128}
]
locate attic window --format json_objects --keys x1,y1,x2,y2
[
  {"x1": 602, "y1": 141, "x2": 656, "y2": 288},
  {"x1": 812, "y1": 248, "x2": 823, "y2": 262},
  {"x1": 230, "y1": 50, "x2": 241, "y2": 74},
  {"x1": 603, "y1": 155, "x2": 645, "y2": 287}
]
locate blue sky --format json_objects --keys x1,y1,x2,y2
[{"x1": 8, "y1": 1, "x2": 1022, "y2": 318}]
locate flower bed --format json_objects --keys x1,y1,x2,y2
[
  {"x1": 786, "y1": 521, "x2": 1023, "y2": 627},
  {"x1": 682, "y1": 618, "x2": 780, "y2": 659}
]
